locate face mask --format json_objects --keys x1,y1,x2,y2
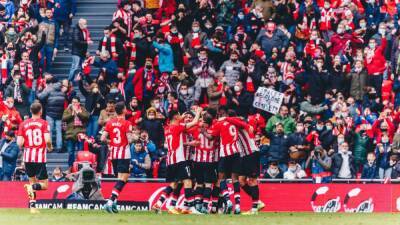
[
  {"x1": 338, "y1": 138, "x2": 345, "y2": 144},
  {"x1": 148, "y1": 115, "x2": 155, "y2": 120},
  {"x1": 5, "y1": 102, "x2": 13, "y2": 108},
  {"x1": 234, "y1": 85, "x2": 241, "y2": 92},
  {"x1": 180, "y1": 89, "x2": 188, "y2": 95},
  {"x1": 92, "y1": 88, "x2": 99, "y2": 93},
  {"x1": 171, "y1": 30, "x2": 178, "y2": 34},
  {"x1": 296, "y1": 126, "x2": 304, "y2": 132},
  {"x1": 134, "y1": 34, "x2": 141, "y2": 39},
  {"x1": 379, "y1": 28, "x2": 386, "y2": 35},
  {"x1": 360, "y1": 23, "x2": 366, "y2": 29},
  {"x1": 154, "y1": 103, "x2": 160, "y2": 108},
  {"x1": 316, "y1": 125, "x2": 323, "y2": 131},
  {"x1": 192, "y1": 27, "x2": 199, "y2": 33},
  {"x1": 269, "y1": 168, "x2": 278, "y2": 175},
  {"x1": 145, "y1": 64, "x2": 152, "y2": 69},
  {"x1": 238, "y1": 14, "x2": 244, "y2": 20},
  {"x1": 326, "y1": 126, "x2": 333, "y2": 130},
  {"x1": 340, "y1": 148, "x2": 349, "y2": 154},
  {"x1": 289, "y1": 167, "x2": 297, "y2": 172},
  {"x1": 369, "y1": 43, "x2": 376, "y2": 49},
  {"x1": 337, "y1": 28, "x2": 344, "y2": 34},
  {"x1": 382, "y1": 138, "x2": 389, "y2": 143},
  {"x1": 199, "y1": 56, "x2": 207, "y2": 61}
]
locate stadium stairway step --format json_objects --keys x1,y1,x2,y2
[
  {"x1": 50, "y1": 0, "x2": 115, "y2": 102},
  {"x1": 46, "y1": 153, "x2": 69, "y2": 174}
]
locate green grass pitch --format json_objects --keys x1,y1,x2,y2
[{"x1": 0, "y1": 209, "x2": 400, "y2": 225}]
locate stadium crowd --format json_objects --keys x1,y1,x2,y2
[{"x1": 3, "y1": 0, "x2": 400, "y2": 183}]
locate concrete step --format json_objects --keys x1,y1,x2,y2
[{"x1": 77, "y1": 6, "x2": 116, "y2": 14}]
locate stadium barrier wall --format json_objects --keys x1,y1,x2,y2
[{"x1": 1, "y1": 181, "x2": 400, "y2": 212}]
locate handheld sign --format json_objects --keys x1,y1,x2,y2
[{"x1": 253, "y1": 87, "x2": 284, "y2": 114}]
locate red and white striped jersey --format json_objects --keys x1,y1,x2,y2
[
  {"x1": 237, "y1": 129, "x2": 259, "y2": 157},
  {"x1": 17, "y1": 118, "x2": 50, "y2": 163},
  {"x1": 193, "y1": 129, "x2": 216, "y2": 163},
  {"x1": 210, "y1": 120, "x2": 240, "y2": 158},
  {"x1": 165, "y1": 123, "x2": 187, "y2": 165},
  {"x1": 104, "y1": 117, "x2": 132, "y2": 159}
]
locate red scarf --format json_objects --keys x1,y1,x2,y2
[
  {"x1": 191, "y1": 32, "x2": 201, "y2": 48},
  {"x1": 101, "y1": 35, "x2": 117, "y2": 61},
  {"x1": 19, "y1": 60, "x2": 33, "y2": 88},
  {"x1": 216, "y1": 80, "x2": 227, "y2": 105},
  {"x1": 124, "y1": 34, "x2": 136, "y2": 62},
  {"x1": 82, "y1": 56, "x2": 95, "y2": 75},
  {"x1": 113, "y1": 9, "x2": 132, "y2": 36},
  {"x1": 167, "y1": 33, "x2": 183, "y2": 47},
  {"x1": 0, "y1": 55, "x2": 7, "y2": 84},
  {"x1": 82, "y1": 28, "x2": 91, "y2": 43},
  {"x1": 118, "y1": 80, "x2": 125, "y2": 99}
]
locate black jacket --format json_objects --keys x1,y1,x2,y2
[
  {"x1": 331, "y1": 152, "x2": 356, "y2": 178},
  {"x1": 72, "y1": 25, "x2": 88, "y2": 57},
  {"x1": 141, "y1": 119, "x2": 164, "y2": 149},
  {"x1": 38, "y1": 82, "x2": 66, "y2": 120},
  {"x1": 134, "y1": 37, "x2": 154, "y2": 68},
  {"x1": 230, "y1": 90, "x2": 253, "y2": 118},
  {"x1": 79, "y1": 79, "x2": 105, "y2": 116},
  {"x1": 266, "y1": 132, "x2": 290, "y2": 163}
]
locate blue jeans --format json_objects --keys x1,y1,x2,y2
[
  {"x1": 68, "y1": 55, "x2": 82, "y2": 81},
  {"x1": 40, "y1": 44, "x2": 55, "y2": 72},
  {"x1": 46, "y1": 116, "x2": 62, "y2": 150},
  {"x1": 86, "y1": 115, "x2": 99, "y2": 137},
  {"x1": 67, "y1": 140, "x2": 83, "y2": 167}
]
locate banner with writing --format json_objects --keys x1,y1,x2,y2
[{"x1": 253, "y1": 87, "x2": 284, "y2": 114}]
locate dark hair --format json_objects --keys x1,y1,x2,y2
[
  {"x1": 227, "y1": 109, "x2": 237, "y2": 117},
  {"x1": 168, "y1": 110, "x2": 180, "y2": 121},
  {"x1": 203, "y1": 113, "x2": 213, "y2": 125},
  {"x1": 206, "y1": 108, "x2": 217, "y2": 119},
  {"x1": 169, "y1": 92, "x2": 178, "y2": 100},
  {"x1": 30, "y1": 102, "x2": 42, "y2": 115},
  {"x1": 115, "y1": 102, "x2": 126, "y2": 115}
]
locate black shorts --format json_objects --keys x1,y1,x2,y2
[
  {"x1": 166, "y1": 161, "x2": 191, "y2": 183},
  {"x1": 193, "y1": 162, "x2": 217, "y2": 184},
  {"x1": 218, "y1": 154, "x2": 242, "y2": 176},
  {"x1": 240, "y1": 151, "x2": 260, "y2": 178},
  {"x1": 25, "y1": 162, "x2": 48, "y2": 180},
  {"x1": 112, "y1": 159, "x2": 131, "y2": 175}
]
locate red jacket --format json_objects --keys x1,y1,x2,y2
[
  {"x1": 329, "y1": 33, "x2": 363, "y2": 56},
  {"x1": 132, "y1": 67, "x2": 159, "y2": 102},
  {"x1": 365, "y1": 38, "x2": 387, "y2": 75}
]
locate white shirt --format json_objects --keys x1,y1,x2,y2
[{"x1": 338, "y1": 151, "x2": 352, "y2": 179}]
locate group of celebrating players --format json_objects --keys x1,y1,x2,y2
[{"x1": 20, "y1": 101, "x2": 263, "y2": 215}]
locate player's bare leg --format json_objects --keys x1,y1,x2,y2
[
  {"x1": 25, "y1": 178, "x2": 48, "y2": 214},
  {"x1": 105, "y1": 173, "x2": 129, "y2": 213},
  {"x1": 231, "y1": 173, "x2": 241, "y2": 214},
  {"x1": 153, "y1": 182, "x2": 177, "y2": 213}
]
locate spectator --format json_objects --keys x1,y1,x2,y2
[
  {"x1": 38, "y1": 79, "x2": 67, "y2": 152},
  {"x1": 229, "y1": 81, "x2": 253, "y2": 118},
  {"x1": 265, "y1": 122, "x2": 290, "y2": 171},
  {"x1": 38, "y1": 8, "x2": 59, "y2": 72},
  {"x1": 375, "y1": 134, "x2": 393, "y2": 179},
  {"x1": 141, "y1": 107, "x2": 164, "y2": 150},
  {"x1": 365, "y1": 36, "x2": 387, "y2": 96},
  {"x1": 352, "y1": 125, "x2": 373, "y2": 171},
  {"x1": 256, "y1": 21, "x2": 289, "y2": 58},
  {"x1": 69, "y1": 18, "x2": 92, "y2": 81},
  {"x1": 361, "y1": 152, "x2": 379, "y2": 179},
  {"x1": 4, "y1": 73, "x2": 31, "y2": 118},
  {"x1": 132, "y1": 58, "x2": 159, "y2": 106},
  {"x1": 192, "y1": 47, "x2": 216, "y2": 104},
  {"x1": 263, "y1": 161, "x2": 283, "y2": 179},
  {"x1": 346, "y1": 59, "x2": 368, "y2": 102},
  {"x1": 220, "y1": 51, "x2": 245, "y2": 88},
  {"x1": 51, "y1": 0, "x2": 76, "y2": 52},
  {"x1": 50, "y1": 166, "x2": 66, "y2": 182},
  {"x1": 306, "y1": 146, "x2": 332, "y2": 183},
  {"x1": 266, "y1": 105, "x2": 296, "y2": 134},
  {"x1": 130, "y1": 141, "x2": 151, "y2": 178},
  {"x1": 153, "y1": 32, "x2": 174, "y2": 74},
  {"x1": 93, "y1": 50, "x2": 118, "y2": 85},
  {"x1": 283, "y1": 161, "x2": 307, "y2": 180},
  {"x1": 332, "y1": 142, "x2": 356, "y2": 179},
  {"x1": 98, "y1": 99, "x2": 117, "y2": 128},
  {"x1": 183, "y1": 21, "x2": 207, "y2": 59},
  {"x1": 62, "y1": 96, "x2": 89, "y2": 169},
  {"x1": 0, "y1": 131, "x2": 18, "y2": 181}
]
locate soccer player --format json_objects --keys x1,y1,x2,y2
[
  {"x1": 226, "y1": 116, "x2": 265, "y2": 214},
  {"x1": 203, "y1": 109, "x2": 243, "y2": 214},
  {"x1": 17, "y1": 102, "x2": 52, "y2": 214},
  {"x1": 192, "y1": 113, "x2": 218, "y2": 214},
  {"x1": 152, "y1": 107, "x2": 203, "y2": 214},
  {"x1": 101, "y1": 102, "x2": 133, "y2": 213}
]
